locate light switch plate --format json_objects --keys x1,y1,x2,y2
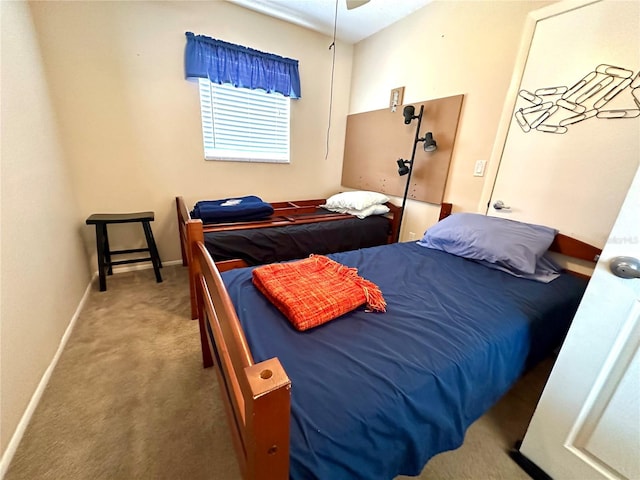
[{"x1": 474, "y1": 160, "x2": 486, "y2": 177}]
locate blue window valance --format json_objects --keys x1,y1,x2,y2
[{"x1": 185, "y1": 32, "x2": 301, "y2": 99}]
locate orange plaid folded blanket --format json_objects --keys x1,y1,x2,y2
[{"x1": 252, "y1": 255, "x2": 386, "y2": 331}]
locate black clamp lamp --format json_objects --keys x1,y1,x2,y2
[{"x1": 395, "y1": 105, "x2": 437, "y2": 241}]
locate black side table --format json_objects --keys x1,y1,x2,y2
[{"x1": 86, "y1": 212, "x2": 162, "y2": 291}]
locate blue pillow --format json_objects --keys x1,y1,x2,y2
[{"x1": 417, "y1": 213, "x2": 558, "y2": 275}]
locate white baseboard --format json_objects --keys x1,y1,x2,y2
[
  {"x1": 0, "y1": 259, "x2": 185, "y2": 477},
  {"x1": 96, "y1": 258, "x2": 183, "y2": 276},
  {"x1": 0, "y1": 277, "x2": 94, "y2": 479}
]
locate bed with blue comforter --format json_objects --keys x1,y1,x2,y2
[{"x1": 220, "y1": 241, "x2": 588, "y2": 479}]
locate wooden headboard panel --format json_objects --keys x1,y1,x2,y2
[{"x1": 342, "y1": 95, "x2": 464, "y2": 205}]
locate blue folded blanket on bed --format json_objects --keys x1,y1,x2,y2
[{"x1": 191, "y1": 196, "x2": 274, "y2": 223}]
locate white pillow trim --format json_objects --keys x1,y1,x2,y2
[
  {"x1": 322, "y1": 190, "x2": 389, "y2": 211},
  {"x1": 324, "y1": 203, "x2": 390, "y2": 219}
]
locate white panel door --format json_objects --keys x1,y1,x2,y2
[
  {"x1": 519, "y1": 163, "x2": 640, "y2": 479},
  {"x1": 484, "y1": 0, "x2": 640, "y2": 248}
]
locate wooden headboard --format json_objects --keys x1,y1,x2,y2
[
  {"x1": 548, "y1": 234, "x2": 601, "y2": 263},
  {"x1": 437, "y1": 203, "x2": 602, "y2": 275}
]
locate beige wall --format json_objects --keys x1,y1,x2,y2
[
  {"x1": 29, "y1": 0, "x2": 354, "y2": 266},
  {"x1": 349, "y1": 0, "x2": 554, "y2": 240},
  {"x1": 0, "y1": 0, "x2": 89, "y2": 456}
]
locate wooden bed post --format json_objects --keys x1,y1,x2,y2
[
  {"x1": 187, "y1": 220, "x2": 204, "y2": 320},
  {"x1": 386, "y1": 202, "x2": 402, "y2": 243},
  {"x1": 176, "y1": 196, "x2": 189, "y2": 266},
  {"x1": 244, "y1": 359, "x2": 291, "y2": 480},
  {"x1": 439, "y1": 202, "x2": 453, "y2": 221}
]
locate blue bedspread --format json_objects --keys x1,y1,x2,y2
[{"x1": 221, "y1": 242, "x2": 587, "y2": 480}]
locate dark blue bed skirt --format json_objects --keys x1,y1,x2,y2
[
  {"x1": 221, "y1": 242, "x2": 588, "y2": 480},
  {"x1": 205, "y1": 212, "x2": 390, "y2": 266}
]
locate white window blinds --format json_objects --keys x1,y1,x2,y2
[{"x1": 198, "y1": 79, "x2": 290, "y2": 163}]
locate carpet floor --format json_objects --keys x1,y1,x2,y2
[{"x1": 5, "y1": 265, "x2": 548, "y2": 479}]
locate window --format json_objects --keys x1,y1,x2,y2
[{"x1": 198, "y1": 79, "x2": 291, "y2": 163}]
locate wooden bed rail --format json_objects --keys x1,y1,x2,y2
[
  {"x1": 176, "y1": 196, "x2": 191, "y2": 267},
  {"x1": 193, "y1": 241, "x2": 291, "y2": 479}
]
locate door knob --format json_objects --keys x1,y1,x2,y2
[
  {"x1": 609, "y1": 256, "x2": 640, "y2": 279},
  {"x1": 493, "y1": 200, "x2": 511, "y2": 211}
]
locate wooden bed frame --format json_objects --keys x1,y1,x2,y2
[
  {"x1": 176, "y1": 196, "x2": 405, "y2": 319},
  {"x1": 188, "y1": 207, "x2": 602, "y2": 480}
]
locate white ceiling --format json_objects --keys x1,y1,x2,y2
[{"x1": 226, "y1": 0, "x2": 433, "y2": 44}]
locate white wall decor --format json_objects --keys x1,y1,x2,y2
[{"x1": 514, "y1": 64, "x2": 640, "y2": 134}]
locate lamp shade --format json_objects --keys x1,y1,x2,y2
[
  {"x1": 403, "y1": 105, "x2": 416, "y2": 125},
  {"x1": 397, "y1": 159, "x2": 410, "y2": 176},
  {"x1": 423, "y1": 132, "x2": 437, "y2": 152}
]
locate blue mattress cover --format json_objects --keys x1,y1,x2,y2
[{"x1": 221, "y1": 242, "x2": 588, "y2": 480}]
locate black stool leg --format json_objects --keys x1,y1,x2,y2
[
  {"x1": 142, "y1": 221, "x2": 162, "y2": 283},
  {"x1": 103, "y1": 223, "x2": 113, "y2": 275},
  {"x1": 95, "y1": 223, "x2": 107, "y2": 291},
  {"x1": 146, "y1": 222, "x2": 162, "y2": 269}
]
